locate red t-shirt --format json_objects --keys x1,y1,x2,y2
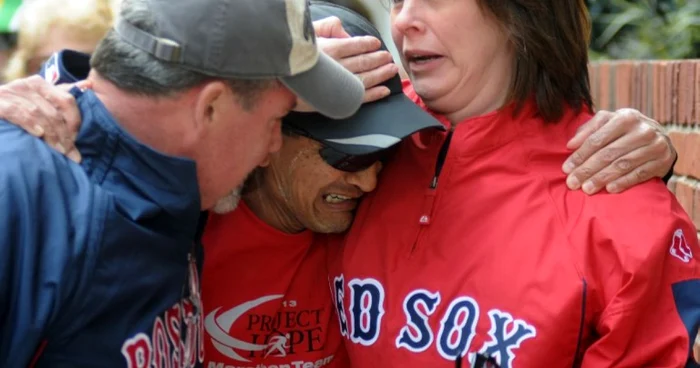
[
  {"x1": 327, "y1": 82, "x2": 700, "y2": 367},
  {"x1": 202, "y1": 201, "x2": 348, "y2": 368}
]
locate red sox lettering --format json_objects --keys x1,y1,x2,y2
[
  {"x1": 332, "y1": 275, "x2": 537, "y2": 368},
  {"x1": 121, "y1": 255, "x2": 205, "y2": 368}
]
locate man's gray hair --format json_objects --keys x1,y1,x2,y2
[{"x1": 90, "y1": 0, "x2": 276, "y2": 109}]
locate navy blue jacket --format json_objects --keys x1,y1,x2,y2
[{"x1": 0, "y1": 50, "x2": 206, "y2": 367}]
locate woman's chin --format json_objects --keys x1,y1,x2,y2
[{"x1": 411, "y1": 79, "x2": 450, "y2": 103}]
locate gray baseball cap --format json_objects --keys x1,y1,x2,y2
[{"x1": 113, "y1": 0, "x2": 364, "y2": 119}]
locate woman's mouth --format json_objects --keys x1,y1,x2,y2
[
  {"x1": 405, "y1": 51, "x2": 444, "y2": 72},
  {"x1": 409, "y1": 55, "x2": 442, "y2": 64}
]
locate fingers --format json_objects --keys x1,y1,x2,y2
[
  {"x1": 317, "y1": 36, "x2": 382, "y2": 61},
  {"x1": 357, "y1": 63, "x2": 398, "y2": 90},
  {"x1": 315, "y1": 35, "x2": 396, "y2": 108},
  {"x1": 313, "y1": 16, "x2": 350, "y2": 39},
  {"x1": 570, "y1": 134, "x2": 667, "y2": 194},
  {"x1": 363, "y1": 86, "x2": 391, "y2": 104},
  {"x1": 564, "y1": 107, "x2": 675, "y2": 195},
  {"x1": 25, "y1": 76, "x2": 83, "y2": 160},
  {"x1": 307, "y1": 28, "x2": 398, "y2": 112},
  {"x1": 563, "y1": 110, "x2": 629, "y2": 174},
  {"x1": 603, "y1": 160, "x2": 662, "y2": 194},
  {"x1": 0, "y1": 75, "x2": 82, "y2": 162},
  {"x1": 0, "y1": 99, "x2": 39, "y2": 136},
  {"x1": 339, "y1": 50, "x2": 394, "y2": 75},
  {"x1": 604, "y1": 138, "x2": 675, "y2": 194},
  {"x1": 566, "y1": 110, "x2": 612, "y2": 150},
  {"x1": 40, "y1": 82, "x2": 84, "y2": 141},
  {"x1": 565, "y1": 122, "x2": 657, "y2": 191}
]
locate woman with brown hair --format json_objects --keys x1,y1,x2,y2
[{"x1": 329, "y1": 0, "x2": 699, "y2": 367}]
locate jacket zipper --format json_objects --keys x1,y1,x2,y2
[{"x1": 410, "y1": 132, "x2": 453, "y2": 255}]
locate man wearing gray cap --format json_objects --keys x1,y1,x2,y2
[{"x1": 0, "y1": 0, "x2": 365, "y2": 366}]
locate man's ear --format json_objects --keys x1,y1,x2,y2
[{"x1": 193, "y1": 81, "x2": 230, "y2": 133}]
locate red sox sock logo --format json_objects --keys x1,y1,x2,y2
[{"x1": 670, "y1": 229, "x2": 693, "y2": 263}]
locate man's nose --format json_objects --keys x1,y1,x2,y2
[{"x1": 345, "y1": 161, "x2": 383, "y2": 193}]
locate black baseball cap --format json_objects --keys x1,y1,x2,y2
[{"x1": 283, "y1": 1, "x2": 444, "y2": 156}]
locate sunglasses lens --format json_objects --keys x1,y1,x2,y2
[{"x1": 320, "y1": 146, "x2": 391, "y2": 172}]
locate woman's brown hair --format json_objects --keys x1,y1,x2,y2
[{"x1": 481, "y1": 0, "x2": 593, "y2": 122}]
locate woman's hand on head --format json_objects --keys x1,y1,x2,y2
[{"x1": 293, "y1": 17, "x2": 398, "y2": 114}]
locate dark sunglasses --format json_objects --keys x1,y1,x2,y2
[
  {"x1": 455, "y1": 353, "x2": 500, "y2": 368},
  {"x1": 284, "y1": 124, "x2": 394, "y2": 173},
  {"x1": 319, "y1": 144, "x2": 393, "y2": 173}
]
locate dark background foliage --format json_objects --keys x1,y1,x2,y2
[{"x1": 586, "y1": 0, "x2": 700, "y2": 60}]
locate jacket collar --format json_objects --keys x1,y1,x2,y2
[{"x1": 402, "y1": 80, "x2": 539, "y2": 157}]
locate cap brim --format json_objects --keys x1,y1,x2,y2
[
  {"x1": 286, "y1": 92, "x2": 445, "y2": 156},
  {"x1": 281, "y1": 52, "x2": 364, "y2": 120}
]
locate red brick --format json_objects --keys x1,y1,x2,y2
[
  {"x1": 666, "y1": 62, "x2": 672, "y2": 123},
  {"x1": 663, "y1": 62, "x2": 671, "y2": 124},
  {"x1": 653, "y1": 63, "x2": 661, "y2": 122},
  {"x1": 667, "y1": 62, "x2": 672, "y2": 123},
  {"x1": 590, "y1": 63, "x2": 599, "y2": 109},
  {"x1": 695, "y1": 62, "x2": 700, "y2": 123},
  {"x1": 677, "y1": 62, "x2": 686, "y2": 123},
  {"x1": 669, "y1": 62, "x2": 679, "y2": 124},
  {"x1": 640, "y1": 62, "x2": 652, "y2": 117},
  {"x1": 690, "y1": 61, "x2": 696, "y2": 123},
  {"x1": 632, "y1": 62, "x2": 643, "y2": 111},
  {"x1": 685, "y1": 61, "x2": 695, "y2": 124},
  {"x1": 686, "y1": 131, "x2": 700, "y2": 180},
  {"x1": 598, "y1": 63, "x2": 612, "y2": 111},
  {"x1": 615, "y1": 62, "x2": 633, "y2": 110},
  {"x1": 637, "y1": 62, "x2": 645, "y2": 112},
  {"x1": 669, "y1": 131, "x2": 689, "y2": 176},
  {"x1": 675, "y1": 179, "x2": 695, "y2": 218},
  {"x1": 660, "y1": 62, "x2": 669, "y2": 124},
  {"x1": 689, "y1": 61, "x2": 696, "y2": 123},
  {"x1": 588, "y1": 64, "x2": 597, "y2": 108},
  {"x1": 678, "y1": 62, "x2": 693, "y2": 124},
  {"x1": 610, "y1": 62, "x2": 618, "y2": 109},
  {"x1": 658, "y1": 63, "x2": 664, "y2": 123}
]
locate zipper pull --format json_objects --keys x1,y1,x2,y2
[
  {"x1": 418, "y1": 176, "x2": 439, "y2": 225},
  {"x1": 418, "y1": 131, "x2": 452, "y2": 226}
]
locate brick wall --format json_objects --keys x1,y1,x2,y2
[{"x1": 589, "y1": 60, "x2": 700, "y2": 232}]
